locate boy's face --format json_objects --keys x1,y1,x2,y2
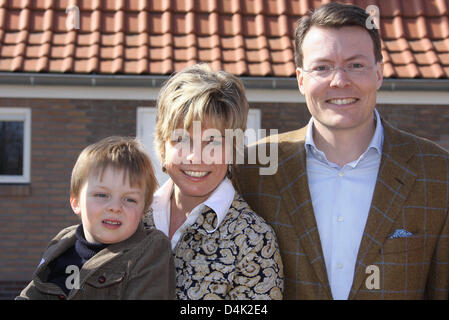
[{"x1": 70, "y1": 166, "x2": 145, "y2": 244}]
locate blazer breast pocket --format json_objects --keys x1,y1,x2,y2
[
  {"x1": 85, "y1": 270, "x2": 126, "y2": 288},
  {"x1": 380, "y1": 235, "x2": 429, "y2": 265}
]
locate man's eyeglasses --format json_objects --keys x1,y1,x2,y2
[{"x1": 300, "y1": 62, "x2": 376, "y2": 79}]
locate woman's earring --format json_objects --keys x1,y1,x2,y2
[
  {"x1": 226, "y1": 165, "x2": 233, "y2": 179},
  {"x1": 162, "y1": 163, "x2": 167, "y2": 173}
]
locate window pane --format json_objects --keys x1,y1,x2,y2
[{"x1": 0, "y1": 121, "x2": 24, "y2": 175}]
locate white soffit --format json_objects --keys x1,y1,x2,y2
[{"x1": 1, "y1": 85, "x2": 449, "y2": 105}]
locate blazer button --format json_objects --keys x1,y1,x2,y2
[
  {"x1": 57, "y1": 294, "x2": 66, "y2": 300},
  {"x1": 98, "y1": 275, "x2": 106, "y2": 283}
]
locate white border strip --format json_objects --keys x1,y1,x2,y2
[{"x1": 1, "y1": 84, "x2": 449, "y2": 105}]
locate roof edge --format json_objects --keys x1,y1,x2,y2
[{"x1": 1, "y1": 73, "x2": 449, "y2": 91}]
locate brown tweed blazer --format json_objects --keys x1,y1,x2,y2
[{"x1": 234, "y1": 118, "x2": 449, "y2": 300}]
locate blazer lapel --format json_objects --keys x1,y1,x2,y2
[
  {"x1": 274, "y1": 127, "x2": 332, "y2": 299},
  {"x1": 33, "y1": 228, "x2": 77, "y2": 294},
  {"x1": 349, "y1": 120, "x2": 418, "y2": 299}
]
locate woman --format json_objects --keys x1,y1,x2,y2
[{"x1": 145, "y1": 64, "x2": 283, "y2": 300}]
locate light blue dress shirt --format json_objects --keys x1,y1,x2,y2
[{"x1": 305, "y1": 109, "x2": 384, "y2": 300}]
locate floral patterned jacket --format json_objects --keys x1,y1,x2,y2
[{"x1": 144, "y1": 193, "x2": 284, "y2": 300}]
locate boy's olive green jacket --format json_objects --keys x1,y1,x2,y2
[{"x1": 16, "y1": 222, "x2": 175, "y2": 300}]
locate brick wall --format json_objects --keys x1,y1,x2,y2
[
  {"x1": 256, "y1": 102, "x2": 449, "y2": 151},
  {"x1": 0, "y1": 281, "x2": 28, "y2": 300},
  {"x1": 1, "y1": 98, "x2": 448, "y2": 299},
  {"x1": 377, "y1": 104, "x2": 449, "y2": 151}
]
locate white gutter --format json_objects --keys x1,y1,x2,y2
[{"x1": 1, "y1": 73, "x2": 449, "y2": 105}]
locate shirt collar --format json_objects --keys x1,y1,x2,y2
[
  {"x1": 201, "y1": 177, "x2": 236, "y2": 232},
  {"x1": 151, "y1": 178, "x2": 173, "y2": 235},
  {"x1": 305, "y1": 108, "x2": 384, "y2": 164},
  {"x1": 370, "y1": 108, "x2": 384, "y2": 154},
  {"x1": 151, "y1": 177, "x2": 235, "y2": 235}
]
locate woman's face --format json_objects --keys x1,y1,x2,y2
[{"x1": 164, "y1": 118, "x2": 230, "y2": 206}]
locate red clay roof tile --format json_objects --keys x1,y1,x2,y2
[
  {"x1": 271, "y1": 49, "x2": 294, "y2": 63},
  {"x1": 272, "y1": 61, "x2": 296, "y2": 76},
  {"x1": 247, "y1": 60, "x2": 272, "y2": 76},
  {"x1": 265, "y1": 15, "x2": 289, "y2": 37},
  {"x1": 423, "y1": 0, "x2": 448, "y2": 17},
  {"x1": 149, "y1": 59, "x2": 172, "y2": 74},
  {"x1": 384, "y1": 38, "x2": 409, "y2": 52},
  {"x1": 1, "y1": 0, "x2": 449, "y2": 78},
  {"x1": 198, "y1": 34, "x2": 220, "y2": 48},
  {"x1": 268, "y1": 36, "x2": 292, "y2": 51},
  {"x1": 418, "y1": 63, "x2": 445, "y2": 77},
  {"x1": 223, "y1": 47, "x2": 245, "y2": 62},
  {"x1": 241, "y1": 0, "x2": 264, "y2": 15},
  {"x1": 408, "y1": 38, "x2": 434, "y2": 52},
  {"x1": 443, "y1": 65, "x2": 449, "y2": 76},
  {"x1": 415, "y1": 51, "x2": 439, "y2": 65},
  {"x1": 390, "y1": 50, "x2": 415, "y2": 65},
  {"x1": 267, "y1": 0, "x2": 287, "y2": 15},
  {"x1": 148, "y1": 34, "x2": 171, "y2": 47},
  {"x1": 401, "y1": 0, "x2": 426, "y2": 18},
  {"x1": 428, "y1": 16, "x2": 449, "y2": 38},
  {"x1": 245, "y1": 36, "x2": 267, "y2": 50},
  {"x1": 433, "y1": 38, "x2": 449, "y2": 52},
  {"x1": 221, "y1": 36, "x2": 243, "y2": 50},
  {"x1": 381, "y1": 17, "x2": 405, "y2": 40},
  {"x1": 382, "y1": 62, "x2": 394, "y2": 77},
  {"x1": 375, "y1": 0, "x2": 401, "y2": 18},
  {"x1": 440, "y1": 52, "x2": 449, "y2": 64},
  {"x1": 198, "y1": 47, "x2": 220, "y2": 61}
]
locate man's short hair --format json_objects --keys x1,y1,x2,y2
[
  {"x1": 155, "y1": 63, "x2": 249, "y2": 164},
  {"x1": 294, "y1": 2, "x2": 383, "y2": 68},
  {"x1": 70, "y1": 136, "x2": 157, "y2": 212}
]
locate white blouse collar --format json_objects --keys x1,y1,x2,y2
[{"x1": 151, "y1": 177, "x2": 236, "y2": 246}]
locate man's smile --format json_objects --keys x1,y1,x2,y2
[{"x1": 326, "y1": 98, "x2": 359, "y2": 105}]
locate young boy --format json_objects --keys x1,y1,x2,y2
[{"x1": 17, "y1": 136, "x2": 175, "y2": 300}]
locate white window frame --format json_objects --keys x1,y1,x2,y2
[
  {"x1": 136, "y1": 108, "x2": 163, "y2": 185},
  {"x1": 0, "y1": 108, "x2": 31, "y2": 183},
  {"x1": 137, "y1": 107, "x2": 262, "y2": 186}
]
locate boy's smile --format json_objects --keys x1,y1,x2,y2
[{"x1": 70, "y1": 166, "x2": 146, "y2": 244}]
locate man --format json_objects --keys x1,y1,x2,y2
[{"x1": 234, "y1": 3, "x2": 449, "y2": 299}]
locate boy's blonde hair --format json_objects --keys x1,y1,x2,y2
[
  {"x1": 70, "y1": 136, "x2": 157, "y2": 213},
  {"x1": 155, "y1": 63, "x2": 249, "y2": 164}
]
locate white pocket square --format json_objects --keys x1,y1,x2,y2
[{"x1": 388, "y1": 229, "x2": 413, "y2": 239}]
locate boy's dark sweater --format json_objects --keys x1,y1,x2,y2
[{"x1": 47, "y1": 225, "x2": 107, "y2": 295}]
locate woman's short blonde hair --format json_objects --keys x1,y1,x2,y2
[
  {"x1": 70, "y1": 136, "x2": 158, "y2": 213},
  {"x1": 155, "y1": 63, "x2": 249, "y2": 164}
]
